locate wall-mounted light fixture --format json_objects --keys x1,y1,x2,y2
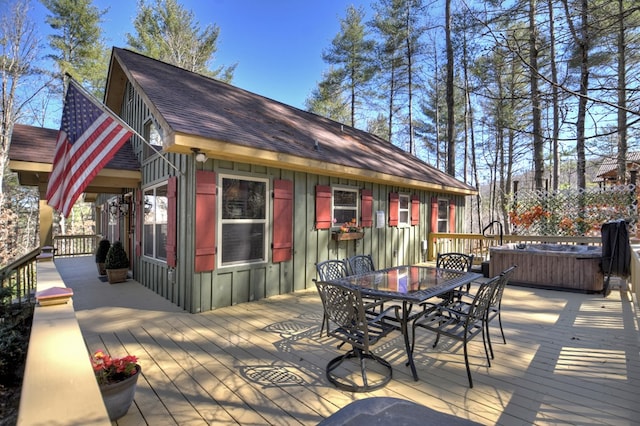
[
  {"x1": 109, "y1": 195, "x2": 129, "y2": 217},
  {"x1": 191, "y1": 147, "x2": 207, "y2": 163}
]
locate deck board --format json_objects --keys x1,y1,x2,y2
[{"x1": 57, "y1": 257, "x2": 640, "y2": 425}]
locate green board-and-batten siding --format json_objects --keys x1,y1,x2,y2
[{"x1": 119, "y1": 81, "x2": 466, "y2": 313}]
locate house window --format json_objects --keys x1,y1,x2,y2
[
  {"x1": 437, "y1": 199, "x2": 449, "y2": 232},
  {"x1": 332, "y1": 187, "x2": 359, "y2": 227},
  {"x1": 143, "y1": 183, "x2": 168, "y2": 260},
  {"x1": 219, "y1": 175, "x2": 268, "y2": 266},
  {"x1": 398, "y1": 194, "x2": 410, "y2": 227}
]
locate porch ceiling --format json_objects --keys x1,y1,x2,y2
[{"x1": 8, "y1": 124, "x2": 140, "y2": 201}]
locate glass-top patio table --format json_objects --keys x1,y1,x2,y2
[{"x1": 334, "y1": 265, "x2": 482, "y2": 381}]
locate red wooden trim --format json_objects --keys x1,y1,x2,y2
[
  {"x1": 195, "y1": 171, "x2": 216, "y2": 272},
  {"x1": 166, "y1": 177, "x2": 177, "y2": 267},
  {"x1": 361, "y1": 189, "x2": 373, "y2": 227},
  {"x1": 272, "y1": 179, "x2": 293, "y2": 262},
  {"x1": 449, "y1": 199, "x2": 456, "y2": 232},
  {"x1": 315, "y1": 185, "x2": 332, "y2": 229},
  {"x1": 411, "y1": 194, "x2": 420, "y2": 226},
  {"x1": 388, "y1": 192, "x2": 399, "y2": 226},
  {"x1": 430, "y1": 197, "x2": 438, "y2": 232}
]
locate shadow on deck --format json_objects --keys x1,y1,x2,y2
[{"x1": 51, "y1": 256, "x2": 640, "y2": 425}]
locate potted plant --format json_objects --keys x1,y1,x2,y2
[
  {"x1": 105, "y1": 241, "x2": 129, "y2": 284},
  {"x1": 91, "y1": 350, "x2": 140, "y2": 421},
  {"x1": 95, "y1": 239, "x2": 111, "y2": 276}
]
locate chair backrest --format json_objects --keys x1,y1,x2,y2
[
  {"x1": 436, "y1": 252, "x2": 475, "y2": 272},
  {"x1": 466, "y1": 276, "x2": 499, "y2": 325},
  {"x1": 347, "y1": 254, "x2": 375, "y2": 276},
  {"x1": 490, "y1": 265, "x2": 517, "y2": 309},
  {"x1": 316, "y1": 259, "x2": 349, "y2": 281},
  {"x1": 314, "y1": 281, "x2": 370, "y2": 351}
]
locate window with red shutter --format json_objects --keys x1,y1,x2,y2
[
  {"x1": 360, "y1": 189, "x2": 373, "y2": 227},
  {"x1": 449, "y1": 199, "x2": 456, "y2": 232},
  {"x1": 389, "y1": 192, "x2": 399, "y2": 226},
  {"x1": 166, "y1": 177, "x2": 177, "y2": 267},
  {"x1": 411, "y1": 195, "x2": 420, "y2": 226},
  {"x1": 315, "y1": 185, "x2": 332, "y2": 229},
  {"x1": 430, "y1": 197, "x2": 438, "y2": 232},
  {"x1": 195, "y1": 171, "x2": 216, "y2": 272},
  {"x1": 219, "y1": 175, "x2": 268, "y2": 266},
  {"x1": 272, "y1": 179, "x2": 293, "y2": 262}
]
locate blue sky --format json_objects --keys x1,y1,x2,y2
[{"x1": 31, "y1": 0, "x2": 374, "y2": 110}]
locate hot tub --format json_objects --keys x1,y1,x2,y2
[{"x1": 489, "y1": 243, "x2": 603, "y2": 292}]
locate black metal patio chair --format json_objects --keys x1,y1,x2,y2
[
  {"x1": 347, "y1": 254, "x2": 375, "y2": 276},
  {"x1": 411, "y1": 275, "x2": 498, "y2": 388},
  {"x1": 436, "y1": 252, "x2": 475, "y2": 302},
  {"x1": 315, "y1": 280, "x2": 399, "y2": 392},
  {"x1": 314, "y1": 259, "x2": 349, "y2": 337},
  {"x1": 484, "y1": 265, "x2": 517, "y2": 358}
]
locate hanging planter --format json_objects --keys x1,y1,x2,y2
[{"x1": 332, "y1": 232, "x2": 364, "y2": 241}]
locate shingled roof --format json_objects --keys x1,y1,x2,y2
[{"x1": 106, "y1": 47, "x2": 475, "y2": 195}]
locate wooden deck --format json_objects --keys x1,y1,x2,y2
[{"x1": 56, "y1": 257, "x2": 640, "y2": 425}]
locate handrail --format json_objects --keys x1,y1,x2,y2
[
  {"x1": 0, "y1": 248, "x2": 40, "y2": 306},
  {"x1": 18, "y1": 261, "x2": 110, "y2": 425},
  {"x1": 53, "y1": 234, "x2": 101, "y2": 257}
]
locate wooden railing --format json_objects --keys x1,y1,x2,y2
[
  {"x1": 53, "y1": 234, "x2": 101, "y2": 257},
  {"x1": 0, "y1": 248, "x2": 40, "y2": 305},
  {"x1": 18, "y1": 261, "x2": 110, "y2": 425},
  {"x1": 427, "y1": 232, "x2": 601, "y2": 262}
]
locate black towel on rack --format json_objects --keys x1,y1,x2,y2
[{"x1": 601, "y1": 219, "x2": 630, "y2": 278}]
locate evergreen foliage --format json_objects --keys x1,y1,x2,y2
[
  {"x1": 105, "y1": 241, "x2": 129, "y2": 269},
  {"x1": 41, "y1": 0, "x2": 109, "y2": 96},
  {"x1": 126, "y1": 0, "x2": 236, "y2": 81},
  {"x1": 95, "y1": 238, "x2": 111, "y2": 263}
]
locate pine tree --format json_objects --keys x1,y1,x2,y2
[
  {"x1": 126, "y1": 0, "x2": 236, "y2": 81},
  {"x1": 321, "y1": 5, "x2": 376, "y2": 128},
  {"x1": 41, "y1": 0, "x2": 108, "y2": 96}
]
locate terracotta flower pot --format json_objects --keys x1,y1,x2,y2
[{"x1": 99, "y1": 365, "x2": 141, "y2": 421}]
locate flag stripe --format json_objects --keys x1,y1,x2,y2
[{"x1": 46, "y1": 81, "x2": 133, "y2": 217}]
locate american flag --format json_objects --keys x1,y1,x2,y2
[{"x1": 46, "y1": 80, "x2": 132, "y2": 217}]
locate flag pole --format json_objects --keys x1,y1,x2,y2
[{"x1": 67, "y1": 77, "x2": 184, "y2": 176}]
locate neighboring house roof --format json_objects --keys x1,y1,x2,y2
[
  {"x1": 106, "y1": 47, "x2": 476, "y2": 196},
  {"x1": 593, "y1": 152, "x2": 640, "y2": 183},
  {"x1": 8, "y1": 123, "x2": 140, "y2": 198}
]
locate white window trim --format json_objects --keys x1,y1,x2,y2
[
  {"x1": 437, "y1": 198, "x2": 449, "y2": 233},
  {"x1": 398, "y1": 193, "x2": 411, "y2": 227},
  {"x1": 331, "y1": 186, "x2": 360, "y2": 229},
  {"x1": 217, "y1": 174, "x2": 270, "y2": 268},
  {"x1": 142, "y1": 182, "x2": 168, "y2": 262}
]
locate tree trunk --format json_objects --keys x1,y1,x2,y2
[
  {"x1": 529, "y1": 0, "x2": 544, "y2": 191},
  {"x1": 616, "y1": 0, "x2": 627, "y2": 182}
]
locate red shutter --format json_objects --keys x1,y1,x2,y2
[
  {"x1": 135, "y1": 190, "x2": 142, "y2": 257},
  {"x1": 361, "y1": 189, "x2": 373, "y2": 227},
  {"x1": 166, "y1": 177, "x2": 177, "y2": 267},
  {"x1": 411, "y1": 194, "x2": 420, "y2": 226},
  {"x1": 388, "y1": 192, "x2": 399, "y2": 226},
  {"x1": 449, "y1": 199, "x2": 456, "y2": 232},
  {"x1": 272, "y1": 179, "x2": 293, "y2": 262},
  {"x1": 430, "y1": 197, "x2": 438, "y2": 232},
  {"x1": 315, "y1": 185, "x2": 332, "y2": 229},
  {"x1": 195, "y1": 170, "x2": 216, "y2": 272}
]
